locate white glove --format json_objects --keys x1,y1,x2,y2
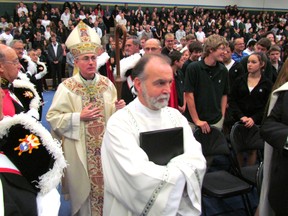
[
  {"x1": 27, "y1": 61, "x2": 37, "y2": 76},
  {"x1": 35, "y1": 70, "x2": 47, "y2": 80},
  {"x1": 36, "y1": 188, "x2": 61, "y2": 216}
]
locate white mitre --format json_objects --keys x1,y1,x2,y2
[{"x1": 65, "y1": 20, "x2": 101, "y2": 58}]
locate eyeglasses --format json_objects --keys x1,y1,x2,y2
[
  {"x1": 144, "y1": 47, "x2": 160, "y2": 52},
  {"x1": 217, "y1": 46, "x2": 226, "y2": 51},
  {"x1": 77, "y1": 56, "x2": 97, "y2": 62},
  {"x1": 14, "y1": 47, "x2": 24, "y2": 51},
  {"x1": 1, "y1": 59, "x2": 20, "y2": 66}
]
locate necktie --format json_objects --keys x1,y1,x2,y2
[{"x1": 2, "y1": 89, "x2": 16, "y2": 117}]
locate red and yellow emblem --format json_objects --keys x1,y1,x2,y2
[
  {"x1": 23, "y1": 91, "x2": 33, "y2": 98},
  {"x1": 14, "y1": 134, "x2": 41, "y2": 156}
]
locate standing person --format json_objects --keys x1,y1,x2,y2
[
  {"x1": 10, "y1": 39, "x2": 37, "y2": 81},
  {"x1": 243, "y1": 38, "x2": 257, "y2": 56},
  {"x1": 0, "y1": 27, "x2": 13, "y2": 46},
  {"x1": 143, "y1": 38, "x2": 162, "y2": 54},
  {"x1": 0, "y1": 43, "x2": 40, "y2": 119},
  {"x1": 259, "y1": 59, "x2": 288, "y2": 216},
  {"x1": 168, "y1": 50, "x2": 186, "y2": 113},
  {"x1": 98, "y1": 17, "x2": 107, "y2": 46},
  {"x1": 228, "y1": 52, "x2": 272, "y2": 165},
  {"x1": 231, "y1": 37, "x2": 249, "y2": 63},
  {"x1": 116, "y1": 36, "x2": 141, "y2": 104},
  {"x1": 47, "y1": 34, "x2": 63, "y2": 90},
  {"x1": 28, "y1": 49, "x2": 47, "y2": 120},
  {"x1": 240, "y1": 37, "x2": 273, "y2": 81},
  {"x1": 268, "y1": 45, "x2": 283, "y2": 83},
  {"x1": 175, "y1": 24, "x2": 186, "y2": 43},
  {"x1": 60, "y1": 7, "x2": 70, "y2": 28},
  {"x1": 222, "y1": 42, "x2": 245, "y2": 90},
  {"x1": 161, "y1": 33, "x2": 176, "y2": 56},
  {"x1": 101, "y1": 54, "x2": 206, "y2": 216},
  {"x1": 66, "y1": 49, "x2": 74, "y2": 77},
  {"x1": 0, "y1": 67, "x2": 66, "y2": 216},
  {"x1": 46, "y1": 21, "x2": 125, "y2": 216},
  {"x1": 184, "y1": 35, "x2": 229, "y2": 133},
  {"x1": 181, "y1": 41, "x2": 202, "y2": 77},
  {"x1": 195, "y1": 26, "x2": 205, "y2": 44}
]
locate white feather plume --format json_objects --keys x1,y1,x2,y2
[
  {"x1": 96, "y1": 52, "x2": 110, "y2": 70},
  {"x1": 113, "y1": 53, "x2": 142, "y2": 80}
]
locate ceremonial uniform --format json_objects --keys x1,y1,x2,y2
[
  {"x1": 113, "y1": 53, "x2": 142, "y2": 104},
  {"x1": 97, "y1": 51, "x2": 114, "y2": 82},
  {"x1": 1, "y1": 78, "x2": 40, "y2": 119},
  {"x1": 0, "y1": 113, "x2": 66, "y2": 215}
]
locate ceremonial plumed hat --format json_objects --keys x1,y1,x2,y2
[
  {"x1": 0, "y1": 114, "x2": 67, "y2": 194},
  {"x1": 65, "y1": 20, "x2": 101, "y2": 58}
]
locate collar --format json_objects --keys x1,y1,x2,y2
[
  {"x1": 79, "y1": 72, "x2": 96, "y2": 81},
  {"x1": 0, "y1": 78, "x2": 13, "y2": 92}
]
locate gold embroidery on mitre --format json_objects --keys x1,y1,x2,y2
[
  {"x1": 70, "y1": 42, "x2": 99, "y2": 57},
  {"x1": 66, "y1": 21, "x2": 100, "y2": 58},
  {"x1": 23, "y1": 91, "x2": 33, "y2": 98},
  {"x1": 15, "y1": 134, "x2": 41, "y2": 156},
  {"x1": 78, "y1": 24, "x2": 91, "y2": 42}
]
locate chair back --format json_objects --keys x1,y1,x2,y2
[
  {"x1": 194, "y1": 126, "x2": 230, "y2": 157},
  {"x1": 230, "y1": 122, "x2": 264, "y2": 153}
]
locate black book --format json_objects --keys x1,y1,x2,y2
[{"x1": 139, "y1": 127, "x2": 184, "y2": 165}]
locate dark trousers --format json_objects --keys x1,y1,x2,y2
[{"x1": 50, "y1": 62, "x2": 62, "y2": 88}]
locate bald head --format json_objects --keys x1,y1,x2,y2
[
  {"x1": 144, "y1": 39, "x2": 162, "y2": 54},
  {"x1": 0, "y1": 44, "x2": 20, "y2": 82}
]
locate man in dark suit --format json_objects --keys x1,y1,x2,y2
[{"x1": 47, "y1": 34, "x2": 63, "y2": 90}]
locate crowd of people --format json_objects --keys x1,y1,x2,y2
[
  {"x1": 1, "y1": 0, "x2": 288, "y2": 216},
  {"x1": 0, "y1": 1, "x2": 287, "y2": 84}
]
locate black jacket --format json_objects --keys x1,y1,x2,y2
[
  {"x1": 261, "y1": 91, "x2": 288, "y2": 214},
  {"x1": 228, "y1": 73, "x2": 272, "y2": 125}
]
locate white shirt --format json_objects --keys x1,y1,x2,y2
[
  {"x1": 17, "y1": 7, "x2": 28, "y2": 16},
  {"x1": 101, "y1": 98, "x2": 206, "y2": 216},
  {"x1": 60, "y1": 12, "x2": 70, "y2": 28},
  {"x1": 44, "y1": 31, "x2": 51, "y2": 40},
  {"x1": 41, "y1": 19, "x2": 51, "y2": 30},
  {"x1": 224, "y1": 59, "x2": 235, "y2": 71},
  {"x1": 0, "y1": 32, "x2": 13, "y2": 45},
  {"x1": 52, "y1": 42, "x2": 58, "y2": 57},
  {"x1": 89, "y1": 14, "x2": 97, "y2": 23},
  {"x1": 115, "y1": 14, "x2": 122, "y2": 23},
  {"x1": 196, "y1": 31, "x2": 205, "y2": 43},
  {"x1": 94, "y1": 27, "x2": 102, "y2": 38},
  {"x1": 243, "y1": 48, "x2": 254, "y2": 56},
  {"x1": 116, "y1": 17, "x2": 127, "y2": 26},
  {"x1": 175, "y1": 29, "x2": 186, "y2": 42}
]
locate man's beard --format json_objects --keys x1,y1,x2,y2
[{"x1": 141, "y1": 84, "x2": 170, "y2": 110}]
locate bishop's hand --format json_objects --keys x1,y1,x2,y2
[{"x1": 80, "y1": 103, "x2": 103, "y2": 121}]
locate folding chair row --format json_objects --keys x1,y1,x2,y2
[{"x1": 193, "y1": 126, "x2": 253, "y2": 216}]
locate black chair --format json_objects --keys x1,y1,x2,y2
[
  {"x1": 194, "y1": 126, "x2": 253, "y2": 216},
  {"x1": 256, "y1": 162, "x2": 264, "y2": 196},
  {"x1": 230, "y1": 121, "x2": 264, "y2": 186}
]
